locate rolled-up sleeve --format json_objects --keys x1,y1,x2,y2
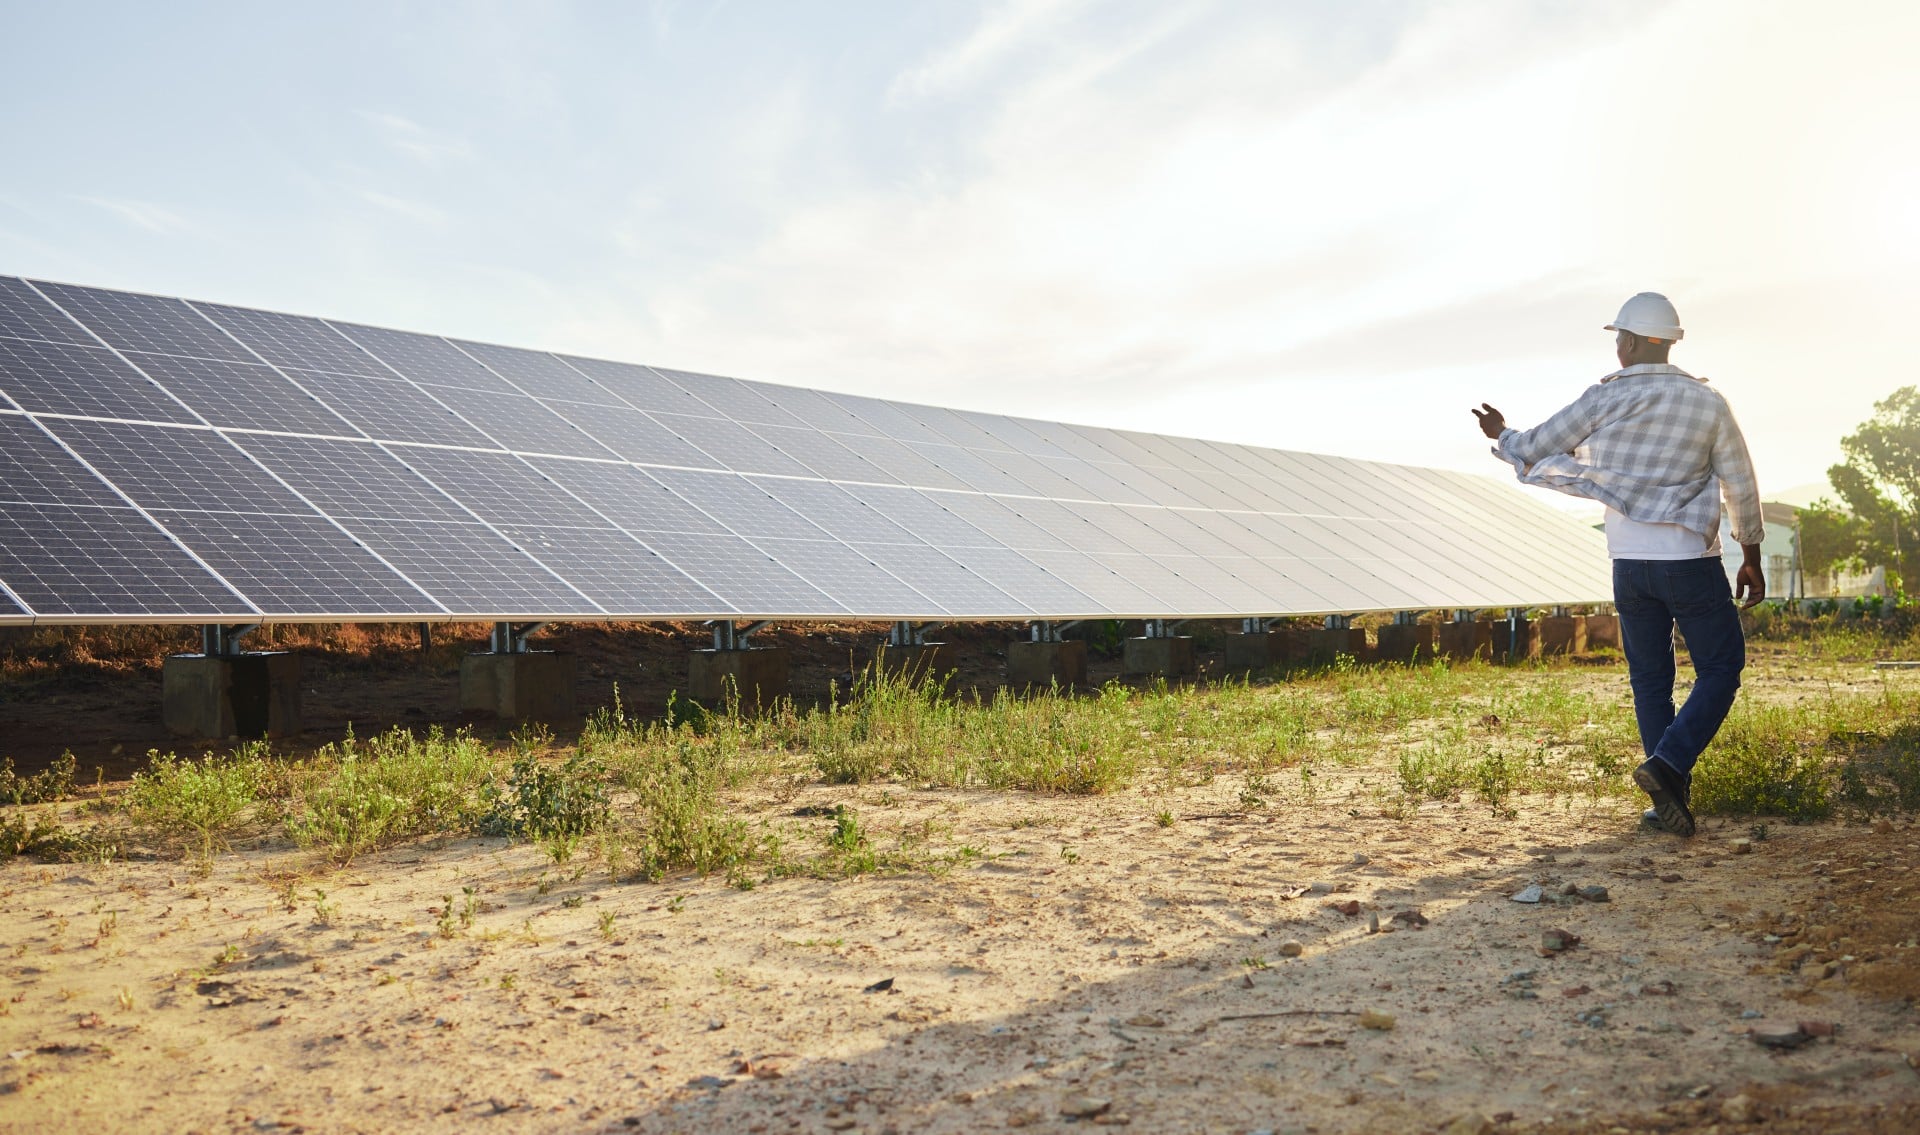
[
  {"x1": 1712, "y1": 401, "x2": 1765, "y2": 546},
  {"x1": 1496, "y1": 385, "x2": 1602, "y2": 467}
]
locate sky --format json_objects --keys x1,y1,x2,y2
[{"x1": 3, "y1": 0, "x2": 1916, "y2": 509}]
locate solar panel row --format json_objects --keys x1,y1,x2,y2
[{"x1": 0, "y1": 276, "x2": 1611, "y2": 624}]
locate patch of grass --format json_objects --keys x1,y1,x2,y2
[
  {"x1": 289, "y1": 726, "x2": 496, "y2": 864},
  {"x1": 0, "y1": 750, "x2": 76, "y2": 805},
  {"x1": 124, "y1": 748, "x2": 266, "y2": 858}
]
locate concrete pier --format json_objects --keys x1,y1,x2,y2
[
  {"x1": 1490, "y1": 616, "x2": 1538, "y2": 664},
  {"x1": 1303, "y1": 627, "x2": 1367, "y2": 666},
  {"x1": 1123, "y1": 635, "x2": 1196, "y2": 678},
  {"x1": 460, "y1": 651, "x2": 578, "y2": 722},
  {"x1": 1007, "y1": 639, "x2": 1089, "y2": 689},
  {"x1": 1374, "y1": 622, "x2": 1435, "y2": 665},
  {"x1": 163, "y1": 652, "x2": 302, "y2": 739},
  {"x1": 1222, "y1": 630, "x2": 1291, "y2": 674},
  {"x1": 688, "y1": 648, "x2": 790, "y2": 710},
  {"x1": 1436, "y1": 619, "x2": 1492, "y2": 661},
  {"x1": 1584, "y1": 614, "x2": 1621, "y2": 651},
  {"x1": 1537, "y1": 614, "x2": 1588, "y2": 656}
]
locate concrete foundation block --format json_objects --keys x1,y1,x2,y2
[
  {"x1": 1007, "y1": 640, "x2": 1088, "y2": 689},
  {"x1": 688, "y1": 648, "x2": 790, "y2": 710},
  {"x1": 1373, "y1": 623, "x2": 1435, "y2": 665},
  {"x1": 1222, "y1": 631, "x2": 1289, "y2": 674},
  {"x1": 460, "y1": 651, "x2": 578, "y2": 722},
  {"x1": 1489, "y1": 618, "x2": 1539, "y2": 664},
  {"x1": 1436, "y1": 620, "x2": 1493, "y2": 661},
  {"x1": 1584, "y1": 614, "x2": 1621, "y2": 651},
  {"x1": 1304, "y1": 627, "x2": 1368, "y2": 666},
  {"x1": 163, "y1": 653, "x2": 302, "y2": 740},
  {"x1": 1537, "y1": 615, "x2": 1588, "y2": 655},
  {"x1": 1122, "y1": 636, "x2": 1196, "y2": 678}
]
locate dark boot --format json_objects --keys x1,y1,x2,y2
[{"x1": 1634, "y1": 759, "x2": 1695, "y2": 837}]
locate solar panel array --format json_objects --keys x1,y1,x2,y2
[{"x1": 0, "y1": 276, "x2": 1611, "y2": 625}]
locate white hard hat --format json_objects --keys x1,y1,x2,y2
[{"x1": 1604, "y1": 292, "x2": 1684, "y2": 341}]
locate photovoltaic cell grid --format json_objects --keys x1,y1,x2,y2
[{"x1": 0, "y1": 276, "x2": 1612, "y2": 624}]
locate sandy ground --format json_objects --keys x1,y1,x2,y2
[
  {"x1": 4, "y1": 774, "x2": 1917, "y2": 1134},
  {"x1": 3, "y1": 637, "x2": 1919, "y2": 1133}
]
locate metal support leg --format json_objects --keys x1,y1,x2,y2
[
  {"x1": 709, "y1": 620, "x2": 772, "y2": 652},
  {"x1": 1323, "y1": 614, "x2": 1353, "y2": 631},
  {"x1": 200, "y1": 623, "x2": 260, "y2": 657},
  {"x1": 1392, "y1": 610, "x2": 1422, "y2": 626},
  {"x1": 1453, "y1": 609, "x2": 1476, "y2": 623},
  {"x1": 888, "y1": 621, "x2": 944, "y2": 648},
  {"x1": 1029, "y1": 620, "x2": 1080, "y2": 643},
  {"x1": 489, "y1": 621, "x2": 549, "y2": 654},
  {"x1": 1240, "y1": 617, "x2": 1275, "y2": 634},
  {"x1": 1143, "y1": 618, "x2": 1185, "y2": 639}
]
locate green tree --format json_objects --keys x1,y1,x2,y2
[{"x1": 1821, "y1": 386, "x2": 1920, "y2": 595}]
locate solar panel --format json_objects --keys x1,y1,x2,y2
[{"x1": 0, "y1": 275, "x2": 1614, "y2": 625}]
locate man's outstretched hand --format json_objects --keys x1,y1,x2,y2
[{"x1": 1472, "y1": 403, "x2": 1506, "y2": 440}]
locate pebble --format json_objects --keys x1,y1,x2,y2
[
  {"x1": 1511, "y1": 884, "x2": 1544, "y2": 904},
  {"x1": 1731, "y1": 838, "x2": 1754, "y2": 855},
  {"x1": 1366, "y1": 912, "x2": 1380, "y2": 934},
  {"x1": 1445, "y1": 1113, "x2": 1494, "y2": 1135},
  {"x1": 1539, "y1": 928, "x2": 1580, "y2": 953},
  {"x1": 1358, "y1": 1010, "x2": 1395, "y2": 1031},
  {"x1": 1579, "y1": 885, "x2": 1610, "y2": 902},
  {"x1": 1059, "y1": 1096, "x2": 1111, "y2": 1118},
  {"x1": 1749, "y1": 1023, "x2": 1812, "y2": 1049},
  {"x1": 1720, "y1": 1094, "x2": 1758, "y2": 1123},
  {"x1": 1278, "y1": 940, "x2": 1304, "y2": 958},
  {"x1": 1740, "y1": 1009, "x2": 1763, "y2": 1019}
]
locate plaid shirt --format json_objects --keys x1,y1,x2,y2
[{"x1": 1493, "y1": 363, "x2": 1765, "y2": 546}]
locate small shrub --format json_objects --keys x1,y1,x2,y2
[
  {"x1": 0, "y1": 751, "x2": 77, "y2": 806},
  {"x1": 479, "y1": 752, "x2": 610, "y2": 842},
  {"x1": 606, "y1": 737, "x2": 757, "y2": 880},
  {"x1": 124, "y1": 750, "x2": 263, "y2": 857},
  {"x1": 0, "y1": 809, "x2": 59, "y2": 859}
]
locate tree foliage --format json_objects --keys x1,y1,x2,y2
[{"x1": 1820, "y1": 386, "x2": 1920, "y2": 595}]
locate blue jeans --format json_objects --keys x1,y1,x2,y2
[{"x1": 1613, "y1": 557, "x2": 1745, "y2": 777}]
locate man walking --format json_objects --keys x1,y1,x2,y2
[{"x1": 1472, "y1": 293, "x2": 1765, "y2": 837}]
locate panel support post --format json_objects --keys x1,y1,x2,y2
[
  {"x1": 872, "y1": 621, "x2": 947, "y2": 684},
  {"x1": 1305, "y1": 613, "x2": 1368, "y2": 666},
  {"x1": 1008, "y1": 621, "x2": 1088, "y2": 690},
  {"x1": 163, "y1": 624, "x2": 301, "y2": 740},
  {"x1": 1123, "y1": 619, "x2": 1195, "y2": 679},
  {"x1": 1374, "y1": 612, "x2": 1434, "y2": 665},
  {"x1": 461, "y1": 622, "x2": 576, "y2": 723},
  {"x1": 690, "y1": 621, "x2": 788, "y2": 712}
]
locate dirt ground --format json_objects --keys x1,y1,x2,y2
[{"x1": 2, "y1": 634, "x2": 1918, "y2": 1134}]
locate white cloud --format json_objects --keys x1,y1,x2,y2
[
  {"x1": 356, "y1": 110, "x2": 474, "y2": 166},
  {"x1": 73, "y1": 195, "x2": 193, "y2": 236},
  {"x1": 352, "y1": 189, "x2": 452, "y2": 227},
  {"x1": 887, "y1": 0, "x2": 1087, "y2": 104}
]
